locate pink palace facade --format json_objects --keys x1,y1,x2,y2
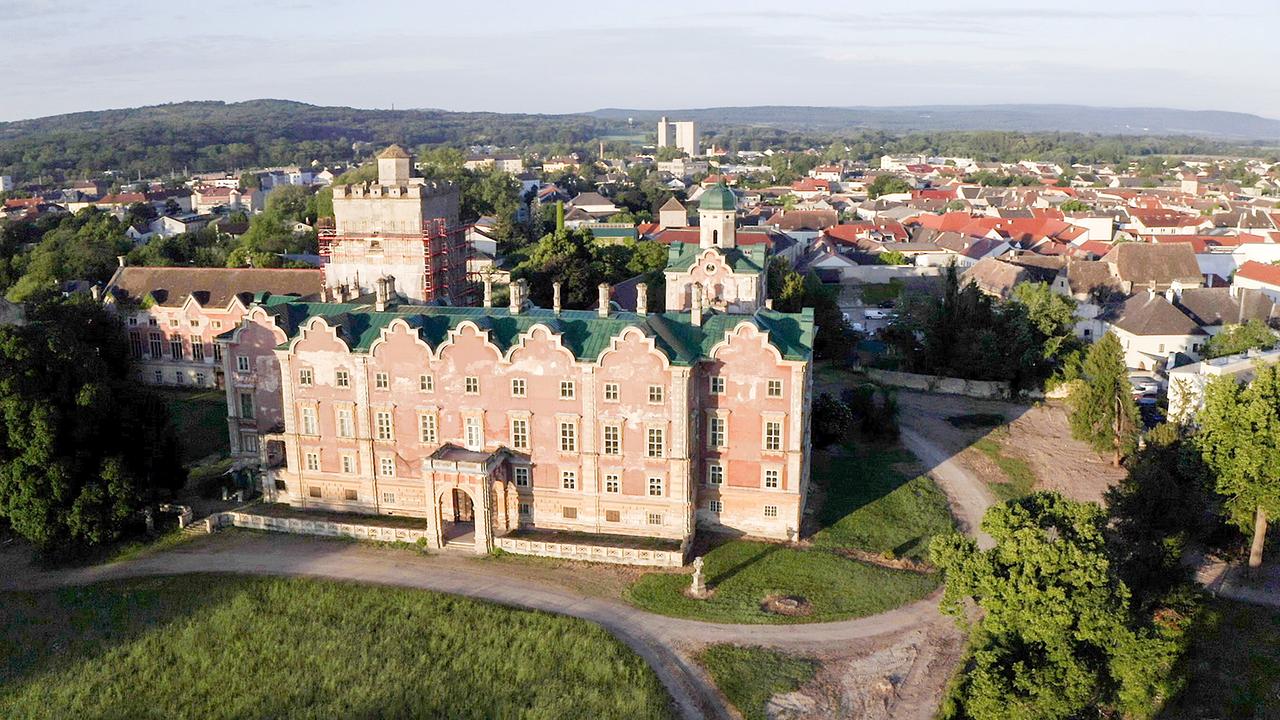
[{"x1": 216, "y1": 180, "x2": 816, "y2": 555}]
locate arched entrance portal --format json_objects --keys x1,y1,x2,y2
[{"x1": 439, "y1": 487, "x2": 476, "y2": 547}]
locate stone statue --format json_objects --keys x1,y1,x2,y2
[
  {"x1": 143, "y1": 506, "x2": 155, "y2": 533},
  {"x1": 690, "y1": 556, "x2": 706, "y2": 597}
]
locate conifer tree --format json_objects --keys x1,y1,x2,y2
[{"x1": 1069, "y1": 332, "x2": 1138, "y2": 465}]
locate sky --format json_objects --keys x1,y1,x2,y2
[{"x1": 2, "y1": 0, "x2": 1279, "y2": 122}]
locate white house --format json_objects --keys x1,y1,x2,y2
[{"x1": 1168, "y1": 347, "x2": 1280, "y2": 422}]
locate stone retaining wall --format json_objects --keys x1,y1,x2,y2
[
  {"x1": 866, "y1": 368, "x2": 1012, "y2": 400},
  {"x1": 495, "y1": 536, "x2": 684, "y2": 567}
]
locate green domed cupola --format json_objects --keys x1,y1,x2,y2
[{"x1": 698, "y1": 182, "x2": 736, "y2": 212}]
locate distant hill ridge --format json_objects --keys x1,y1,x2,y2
[{"x1": 588, "y1": 104, "x2": 1280, "y2": 140}]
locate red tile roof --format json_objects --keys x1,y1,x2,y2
[{"x1": 1236, "y1": 261, "x2": 1280, "y2": 287}]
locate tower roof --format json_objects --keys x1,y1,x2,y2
[
  {"x1": 699, "y1": 183, "x2": 736, "y2": 212},
  {"x1": 377, "y1": 144, "x2": 411, "y2": 160}
]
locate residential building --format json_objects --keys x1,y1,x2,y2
[
  {"x1": 1234, "y1": 261, "x2": 1280, "y2": 303},
  {"x1": 657, "y1": 117, "x2": 699, "y2": 156},
  {"x1": 1168, "y1": 347, "x2": 1280, "y2": 422}
]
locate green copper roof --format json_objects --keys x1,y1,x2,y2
[
  {"x1": 664, "y1": 242, "x2": 767, "y2": 274},
  {"x1": 698, "y1": 183, "x2": 736, "y2": 211},
  {"x1": 260, "y1": 299, "x2": 813, "y2": 365}
]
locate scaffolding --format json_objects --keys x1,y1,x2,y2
[{"x1": 316, "y1": 217, "x2": 477, "y2": 305}]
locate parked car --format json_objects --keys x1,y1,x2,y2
[
  {"x1": 1134, "y1": 392, "x2": 1159, "y2": 406},
  {"x1": 865, "y1": 308, "x2": 896, "y2": 320},
  {"x1": 1129, "y1": 376, "x2": 1160, "y2": 395}
]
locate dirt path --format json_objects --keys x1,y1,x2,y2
[
  {"x1": 900, "y1": 426, "x2": 996, "y2": 550},
  {"x1": 2, "y1": 531, "x2": 962, "y2": 720}
]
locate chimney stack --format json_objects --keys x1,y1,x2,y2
[
  {"x1": 553, "y1": 281, "x2": 562, "y2": 315},
  {"x1": 117, "y1": 255, "x2": 126, "y2": 268},
  {"x1": 765, "y1": 298, "x2": 774, "y2": 310},
  {"x1": 375, "y1": 277, "x2": 388, "y2": 311},
  {"x1": 320, "y1": 285, "x2": 330, "y2": 303},
  {"x1": 384, "y1": 275, "x2": 396, "y2": 301},
  {"x1": 483, "y1": 279, "x2": 493, "y2": 308},
  {"x1": 597, "y1": 283, "x2": 610, "y2": 317},
  {"x1": 636, "y1": 282, "x2": 648, "y2": 316},
  {"x1": 90, "y1": 285, "x2": 102, "y2": 302},
  {"x1": 691, "y1": 284, "x2": 703, "y2": 327}
]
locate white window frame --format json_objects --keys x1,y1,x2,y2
[
  {"x1": 602, "y1": 423, "x2": 621, "y2": 456},
  {"x1": 464, "y1": 376, "x2": 480, "y2": 395},
  {"x1": 561, "y1": 470, "x2": 577, "y2": 490},
  {"x1": 510, "y1": 416, "x2": 530, "y2": 451},
  {"x1": 764, "y1": 505, "x2": 779, "y2": 518},
  {"x1": 514, "y1": 466, "x2": 530, "y2": 487},
  {"x1": 299, "y1": 368, "x2": 313, "y2": 386},
  {"x1": 304, "y1": 451, "x2": 320, "y2": 471},
  {"x1": 707, "y1": 463, "x2": 724, "y2": 486},
  {"x1": 335, "y1": 369, "x2": 350, "y2": 388},
  {"x1": 767, "y1": 379, "x2": 783, "y2": 398},
  {"x1": 710, "y1": 376, "x2": 725, "y2": 395},
  {"x1": 604, "y1": 473, "x2": 620, "y2": 493},
  {"x1": 647, "y1": 385, "x2": 664, "y2": 404},
  {"x1": 379, "y1": 457, "x2": 396, "y2": 477},
  {"x1": 300, "y1": 406, "x2": 318, "y2": 436},
  {"x1": 646, "y1": 426, "x2": 664, "y2": 458},
  {"x1": 374, "y1": 410, "x2": 394, "y2": 441},
  {"x1": 560, "y1": 380, "x2": 575, "y2": 399},
  {"x1": 336, "y1": 407, "x2": 354, "y2": 438},
  {"x1": 236, "y1": 355, "x2": 250, "y2": 372},
  {"x1": 419, "y1": 412, "x2": 438, "y2": 444},
  {"x1": 341, "y1": 454, "x2": 356, "y2": 474},
  {"x1": 375, "y1": 372, "x2": 389, "y2": 390},
  {"x1": 646, "y1": 512, "x2": 663, "y2": 526},
  {"x1": 764, "y1": 468, "x2": 781, "y2": 489},
  {"x1": 420, "y1": 374, "x2": 434, "y2": 392},
  {"x1": 464, "y1": 416, "x2": 483, "y2": 450},
  {"x1": 647, "y1": 476, "x2": 663, "y2": 497},
  {"x1": 510, "y1": 377, "x2": 526, "y2": 397},
  {"x1": 763, "y1": 419, "x2": 783, "y2": 452},
  {"x1": 708, "y1": 414, "x2": 727, "y2": 449},
  {"x1": 709, "y1": 499, "x2": 723, "y2": 513},
  {"x1": 559, "y1": 420, "x2": 577, "y2": 453},
  {"x1": 603, "y1": 382, "x2": 620, "y2": 402}
]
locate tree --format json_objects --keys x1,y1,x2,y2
[
  {"x1": 811, "y1": 393, "x2": 854, "y2": 447},
  {"x1": 1069, "y1": 332, "x2": 1138, "y2": 465},
  {"x1": 1197, "y1": 366, "x2": 1280, "y2": 568},
  {"x1": 866, "y1": 175, "x2": 912, "y2": 199},
  {"x1": 1059, "y1": 199, "x2": 1090, "y2": 213},
  {"x1": 264, "y1": 184, "x2": 314, "y2": 225},
  {"x1": 877, "y1": 250, "x2": 909, "y2": 266},
  {"x1": 1011, "y1": 281, "x2": 1080, "y2": 367},
  {"x1": 0, "y1": 297, "x2": 185, "y2": 555},
  {"x1": 931, "y1": 493, "x2": 1189, "y2": 720},
  {"x1": 1202, "y1": 319, "x2": 1277, "y2": 359},
  {"x1": 7, "y1": 208, "x2": 133, "y2": 302}
]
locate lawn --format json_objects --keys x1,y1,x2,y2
[
  {"x1": 972, "y1": 432, "x2": 1036, "y2": 502},
  {"x1": 810, "y1": 444, "x2": 955, "y2": 560},
  {"x1": 159, "y1": 388, "x2": 229, "y2": 464},
  {"x1": 860, "y1": 280, "x2": 904, "y2": 306},
  {"x1": 698, "y1": 645, "x2": 816, "y2": 720},
  {"x1": 0, "y1": 575, "x2": 674, "y2": 720},
  {"x1": 1160, "y1": 598, "x2": 1280, "y2": 719},
  {"x1": 626, "y1": 441, "x2": 952, "y2": 624}
]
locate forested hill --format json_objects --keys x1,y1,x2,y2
[
  {"x1": 0, "y1": 100, "x2": 623, "y2": 181},
  {"x1": 590, "y1": 105, "x2": 1280, "y2": 141}
]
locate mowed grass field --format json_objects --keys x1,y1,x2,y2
[
  {"x1": 626, "y1": 441, "x2": 952, "y2": 623},
  {"x1": 697, "y1": 645, "x2": 816, "y2": 720},
  {"x1": 0, "y1": 575, "x2": 674, "y2": 720}
]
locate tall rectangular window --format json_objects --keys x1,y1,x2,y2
[
  {"x1": 648, "y1": 476, "x2": 663, "y2": 497},
  {"x1": 236, "y1": 355, "x2": 250, "y2": 372},
  {"x1": 707, "y1": 463, "x2": 724, "y2": 485},
  {"x1": 465, "y1": 417, "x2": 482, "y2": 450},
  {"x1": 375, "y1": 372, "x2": 389, "y2": 390},
  {"x1": 708, "y1": 416, "x2": 726, "y2": 449},
  {"x1": 212, "y1": 344, "x2": 222, "y2": 363},
  {"x1": 648, "y1": 385, "x2": 664, "y2": 404},
  {"x1": 149, "y1": 333, "x2": 163, "y2": 357},
  {"x1": 764, "y1": 420, "x2": 782, "y2": 452},
  {"x1": 511, "y1": 417, "x2": 529, "y2": 450},
  {"x1": 604, "y1": 474, "x2": 620, "y2": 493},
  {"x1": 603, "y1": 383, "x2": 619, "y2": 402},
  {"x1": 129, "y1": 333, "x2": 143, "y2": 359},
  {"x1": 242, "y1": 433, "x2": 259, "y2": 453},
  {"x1": 561, "y1": 470, "x2": 577, "y2": 490},
  {"x1": 710, "y1": 376, "x2": 725, "y2": 395},
  {"x1": 239, "y1": 392, "x2": 254, "y2": 419},
  {"x1": 375, "y1": 411, "x2": 393, "y2": 441},
  {"x1": 559, "y1": 421, "x2": 577, "y2": 453},
  {"x1": 336, "y1": 408, "x2": 354, "y2": 438},
  {"x1": 419, "y1": 374, "x2": 434, "y2": 392},
  {"x1": 300, "y1": 407, "x2": 318, "y2": 435},
  {"x1": 602, "y1": 424, "x2": 621, "y2": 456},
  {"x1": 560, "y1": 380, "x2": 575, "y2": 399},
  {"x1": 514, "y1": 467, "x2": 530, "y2": 487},
  {"x1": 767, "y1": 379, "x2": 783, "y2": 398},
  {"x1": 335, "y1": 369, "x2": 349, "y2": 388},
  {"x1": 511, "y1": 378, "x2": 526, "y2": 397},
  {"x1": 190, "y1": 336, "x2": 205, "y2": 361},
  {"x1": 464, "y1": 376, "x2": 479, "y2": 394},
  {"x1": 299, "y1": 368, "x2": 313, "y2": 386},
  {"x1": 341, "y1": 454, "x2": 355, "y2": 474},
  {"x1": 169, "y1": 337, "x2": 184, "y2": 359},
  {"x1": 304, "y1": 451, "x2": 320, "y2": 471},
  {"x1": 419, "y1": 413, "x2": 437, "y2": 444},
  {"x1": 764, "y1": 468, "x2": 780, "y2": 489},
  {"x1": 646, "y1": 427, "x2": 664, "y2": 458}
]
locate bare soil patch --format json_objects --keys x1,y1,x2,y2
[{"x1": 761, "y1": 594, "x2": 814, "y2": 617}]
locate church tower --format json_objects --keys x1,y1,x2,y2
[{"x1": 698, "y1": 183, "x2": 737, "y2": 249}]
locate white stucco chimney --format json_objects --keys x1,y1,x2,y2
[
  {"x1": 510, "y1": 279, "x2": 525, "y2": 315},
  {"x1": 691, "y1": 284, "x2": 703, "y2": 327},
  {"x1": 553, "y1": 281, "x2": 562, "y2": 315},
  {"x1": 636, "y1": 283, "x2": 648, "y2": 316},
  {"x1": 483, "y1": 279, "x2": 493, "y2": 308},
  {"x1": 374, "y1": 277, "x2": 388, "y2": 311},
  {"x1": 597, "y1": 283, "x2": 610, "y2": 317}
]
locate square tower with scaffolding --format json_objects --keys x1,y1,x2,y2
[{"x1": 319, "y1": 145, "x2": 474, "y2": 305}]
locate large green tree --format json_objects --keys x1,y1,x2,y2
[
  {"x1": 931, "y1": 493, "x2": 1188, "y2": 720},
  {"x1": 1197, "y1": 366, "x2": 1280, "y2": 568},
  {"x1": 1202, "y1": 319, "x2": 1277, "y2": 359},
  {"x1": 6, "y1": 208, "x2": 132, "y2": 302},
  {"x1": 1068, "y1": 332, "x2": 1138, "y2": 465},
  {"x1": 866, "y1": 174, "x2": 912, "y2": 199},
  {"x1": 1011, "y1": 281, "x2": 1080, "y2": 366},
  {"x1": 0, "y1": 297, "x2": 185, "y2": 554}
]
